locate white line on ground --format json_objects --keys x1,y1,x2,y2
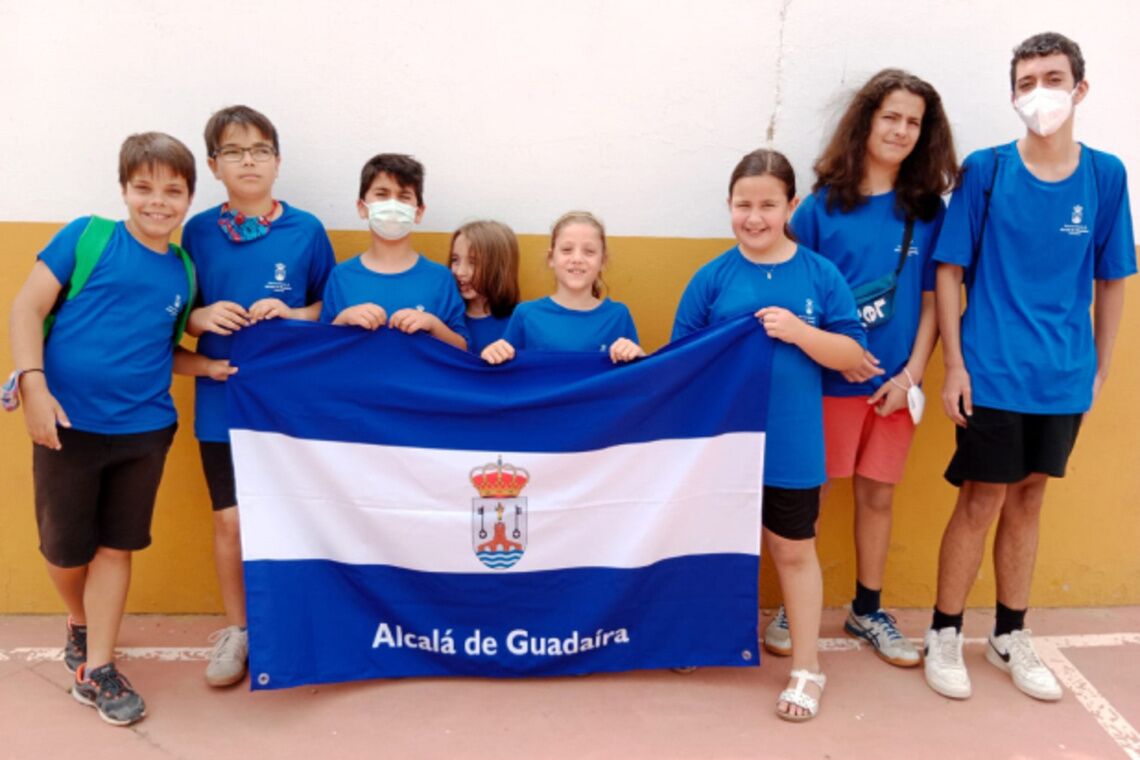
[
  {"x1": 4, "y1": 633, "x2": 1137, "y2": 757},
  {"x1": 2, "y1": 632, "x2": 1136, "y2": 662},
  {"x1": 1035, "y1": 639, "x2": 1140, "y2": 760}
]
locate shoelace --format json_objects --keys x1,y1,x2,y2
[
  {"x1": 865, "y1": 611, "x2": 905, "y2": 641},
  {"x1": 936, "y1": 630, "x2": 963, "y2": 665},
  {"x1": 773, "y1": 607, "x2": 788, "y2": 629},
  {"x1": 1006, "y1": 630, "x2": 1045, "y2": 670},
  {"x1": 208, "y1": 628, "x2": 245, "y2": 660},
  {"x1": 91, "y1": 666, "x2": 133, "y2": 698}
]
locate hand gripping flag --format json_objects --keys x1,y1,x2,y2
[{"x1": 227, "y1": 315, "x2": 772, "y2": 689}]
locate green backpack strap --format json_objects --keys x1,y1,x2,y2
[
  {"x1": 171, "y1": 242, "x2": 197, "y2": 345},
  {"x1": 43, "y1": 217, "x2": 197, "y2": 346},
  {"x1": 43, "y1": 215, "x2": 117, "y2": 338}
]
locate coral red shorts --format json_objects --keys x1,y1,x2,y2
[{"x1": 823, "y1": 395, "x2": 916, "y2": 485}]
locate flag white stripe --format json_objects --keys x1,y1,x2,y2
[{"x1": 232, "y1": 430, "x2": 763, "y2": 572}]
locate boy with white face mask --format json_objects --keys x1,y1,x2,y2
[
  {"x1": 320, "y1": 153, "x2": 469, "y2": 350},
  {"x1": 925, "y1": 32, "x2": 1135, "y2": 702}
]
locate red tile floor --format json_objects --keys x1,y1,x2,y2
[{"x1": 3, "y1": 607, "x2": 1138, "y2": 759}]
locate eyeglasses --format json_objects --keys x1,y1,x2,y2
[{"x1": 214, "y1": 145, "x2": 277, "y2": 163}]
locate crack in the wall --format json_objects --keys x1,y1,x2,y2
[{"x1": 765, "y1": 0, "x2": 793, "y2": 144}]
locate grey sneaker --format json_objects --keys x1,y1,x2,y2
[
  {"x1": 71, "y1": 663, "x2": 146, "y2": 726},
  {"x1": 845, "y1": 609, "x2": 920, "y2": 667},
  {"x1": 985, "y1": 630, "x2": 1062, "y2": 701},
  {"x1": 206, "y1": 625, "x2": 249, "y2": 687},
  {"x1": 923, "y1": 627, "x2": 971, "y2": 699},
  {"x1": 763, "y1": 606, "x2": 791, "y2": 656},
  {"x1": 63, "y1": 616, "x2": 87, "y2": 673}
]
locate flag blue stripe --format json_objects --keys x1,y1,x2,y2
[
  {"x1": 227, "y1": 314, "x2": 771, "y2": 453},
  {"x1": 245, "y1": 553, "x2": 760, "y2": 690}
]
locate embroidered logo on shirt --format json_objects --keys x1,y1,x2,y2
[
  {"x1": 165, "y1": 293, "x2": 183, "y2": 318},
  {"x1": 1060, "y1": 204, "x2": 1090, "y2": 237},
  {"x1": 799, "y1": 298, "x2": 819, "y2": 327},
  {"x1": 264, "y1": 262, "x2": 293, "y2": 294}
]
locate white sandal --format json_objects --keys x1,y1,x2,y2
[{"x1": 775, "y1": 669, "x2": 827, "y2": 722}]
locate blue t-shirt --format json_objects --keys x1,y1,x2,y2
[
  {"x1": 792, "y1": 189, "x2": 943, "y2": 397},
  {"x1": 934, "y1": 142, "x2": 1136, "y2": 414},
  {"x1": 38, "y1": 217, "x2": 191, "y2": 434},
  {"x1": 182, "y1": 202, "x2": 336, "y2": 442},
  {"x1": 502, "y1": 297, "x2": 639, "y2": 353},
  {"x1": 672, "y1": 246, "x2": 865, "y2": 489},
  {"x1": 319, "y1": 254, "x2": 470, "y2": 345},
  {"x1": 465, "y1": 313, "x2": 511, "y2": 354}
]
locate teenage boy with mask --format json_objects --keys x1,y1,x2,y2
[
  {"x1": 924, "y1": 32, "x2": 1134, "y2": 702},
  {"x1": 320, "y1": 153, "x2": 468, "y2": 350}
]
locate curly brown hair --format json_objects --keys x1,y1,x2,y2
[{"x1": 812, "y1": 69, "x2": 957, "y2": 222}]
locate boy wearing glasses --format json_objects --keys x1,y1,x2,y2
[{"x1": 179, "y1": 105, "x2": 336, "y2": 687}]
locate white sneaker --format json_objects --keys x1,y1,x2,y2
[
  {"x1": 923, "y1": 627, "x2": 971, "y2": 699},
  {"x1": 985, "y1": 630, "x2": 1062, "y2": 701},
  {"x1": 206, "y1": 625, "x2": 249, "y2": 687},
  {"x1": 762, "y1": 606, "x2": 791, "y2": 656}
]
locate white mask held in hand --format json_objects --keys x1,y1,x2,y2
[
  {"x1": 1013, "y1": 86, "x2": 1076, "y2": 137},
  {"x1": 891, "y1": 368, "x2": 925, "y2": 425},
  {"x1": 365, "y1": 199, "x2": 417, "y2": 240}
]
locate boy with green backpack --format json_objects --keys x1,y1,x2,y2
[{"x1": 6, "y1": 132, "x2": 202, "y2": 727}]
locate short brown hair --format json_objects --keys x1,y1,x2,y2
[
  {"x1": 550, "y1": 211, "x2": 608, "y2": 299},
  {"x1": 118, "y1": 132, "x2": 196, "y2": 195},
  {"x1": 359, "y1": 153, "x2": 424, "y2": 205},
  {"x1": 451, "y1": 221, "x2": 521, "y2": 319},
  {"x1": 1011, "y1": 32, "x2": 1085, "y2": 90},
  {"x1": 204, "y1": 105, "x2": 279, "y2": 157}
]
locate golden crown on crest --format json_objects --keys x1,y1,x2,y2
[{"x1": 469, "y1": 456, "x2": 530, "y2": 498}]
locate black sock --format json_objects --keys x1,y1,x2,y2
[
  {"x1": 994, "y1": 602, "x2": 1026, "y2": 638},
  {"x1": 931, "y1": 607, "x2": 964, "y2": 633},
  {"x1": 852, "y1": 581, "x2": 881, "y2": 616}
]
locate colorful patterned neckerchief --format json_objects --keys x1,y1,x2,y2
[{"x1": 218, "y1": 200, "x2": 279, "y2": 243}]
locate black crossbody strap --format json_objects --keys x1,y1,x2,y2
[{"x1": 893, "y1": 217, "x2": 915, "y2": 277}]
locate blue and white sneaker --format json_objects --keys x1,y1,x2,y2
[
  {"x1": 763, "y1": 606, "x2": 791, "y2": 656},
  {"x1": 845, "y1": 609, "x2": 920, "y2": 667}
]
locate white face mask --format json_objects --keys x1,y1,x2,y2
[
  {"x1": 1013, "y1": 86, "x2": 1076, "y2": 137},
  {"x1": 365, "y1": 199, "x2": 417, "y2": 240},
  {"x1": 906, "y1": 383, "x2": 925, "y2": 425}
]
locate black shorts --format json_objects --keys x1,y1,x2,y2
[
  {"x1": 34, "y1": 423, "x2": 177, "y2": 567},
  {"x1": 761, "y1": 485, "x2": 821, "y2": 541},
  {"x1": 945, "y1": 405, "x2": 1082, "y2": 487},
  {"x1": 198, "y1": 441, "x2": 237, "y2": 511}
]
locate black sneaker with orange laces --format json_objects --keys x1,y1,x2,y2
[
  {"x1": 71, "y1": 663, "x2": 146, "y2": 726},
  {"x1": 63, "y1": 617, "x2": 86, "y2": 673}
]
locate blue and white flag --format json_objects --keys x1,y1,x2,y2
[{"x1": 228, "y1": 315, "x2": 772, "y2": 690}]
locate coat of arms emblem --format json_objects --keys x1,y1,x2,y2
[{"x1": 470, "y1": 457, "x2": 528, "y2": 570}]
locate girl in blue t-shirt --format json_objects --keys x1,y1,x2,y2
[
  {"x1": 672, "y1": 149, "x2": 865, "y2": 722},
  {"x1": 783, "y1": 69, "x2": 958, "y2": 668},
  {"x1": 481, "y1": 211, "x2": 643, "y2": 364},
  {"x1": 449, "y1": 220, "x2": 521, "y2": 354}
]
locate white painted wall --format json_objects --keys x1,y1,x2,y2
[{"x1": 2, "y1": 0, "x2": 1137, "y2": 237}]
